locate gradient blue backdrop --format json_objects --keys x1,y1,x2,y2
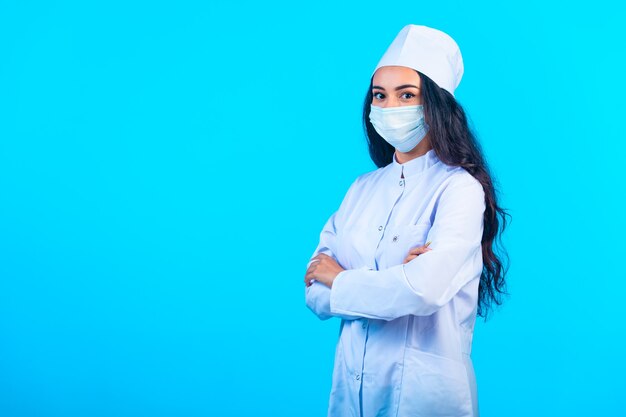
[{"x1": 1, "y1": 1, "x2": 624, "y2": 416}]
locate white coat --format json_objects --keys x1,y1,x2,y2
[{"x1": 305, "y1": 148, "x2": 485, "y2": 417}]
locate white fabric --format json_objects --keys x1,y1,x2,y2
[
  {"x1": 373, "y1": 24, "x2": 464, "y2": 97},
  {"x1": 305, "y1": 149, "x2": 484, "y2": 416}
]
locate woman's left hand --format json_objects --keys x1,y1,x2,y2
[{"x1": 304, "y1": 253, "x2": 345, "y2": 288}]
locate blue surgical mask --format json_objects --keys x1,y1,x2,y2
[{"x1": 369, "y1": 104, "x2": 429, "y2": 153}]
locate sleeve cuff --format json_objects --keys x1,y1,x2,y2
[{"x1": 330, "y1": 266, "x2": 373, "y2": 315}]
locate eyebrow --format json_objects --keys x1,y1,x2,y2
[{"x1": 372, "y1": 84, "x2": 420, "y2": 91}]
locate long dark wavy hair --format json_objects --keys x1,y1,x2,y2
[{"x1": 362, "y1": 70, "x2": 511, "y2": 319}]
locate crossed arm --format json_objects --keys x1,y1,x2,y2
[{"x1": 304, "y1": 174, "x2": 486, "y2": 321}]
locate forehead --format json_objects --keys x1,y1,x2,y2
[{"x1": 372, "y1": 66, "x2": 421, "y2": 87}]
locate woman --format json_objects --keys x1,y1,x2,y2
[{"x1": 303, "y1": 24, "x2": 509, "y2": 417}]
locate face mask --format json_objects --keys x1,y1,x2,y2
[{"x1": 369, "y1": 104, "x2": 429, "y2": 153}]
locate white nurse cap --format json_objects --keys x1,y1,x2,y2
[{"x1": 372, "y1": 24, "x2": 464, "y2": 97}]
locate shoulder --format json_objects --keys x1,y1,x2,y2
[
  {"x1": 333, "y1": 167, "x2": 384, "y2": 223},
  {"x1": 448, "y1": 167, "x2": 483, "y2": 189},
  {"x1": 353, "y1": 164, "x2": 391, "y2": 187},
  {"x1": 355, "y1": 168, "x2": 383, "y2": 185},
  {"x1": 346, "y1": 165, "x2": 387, "y2": 192},
  {"x1": 438, "y1": 167, "x2": 486, "y2": 214}
]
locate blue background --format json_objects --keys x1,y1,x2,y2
[{"x1": 1, "y1": 1, "x2": 624, "y2": 416}]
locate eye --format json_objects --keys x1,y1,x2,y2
[
  {"x1": 373, "y1": 92, "x2": 385, "y2": 100},
  {"x1": 401, "y1": 92, "x2": 416, "y2": 100}
]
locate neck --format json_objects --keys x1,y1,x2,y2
[{"x1": 394, "y1": 137, "x2": 433, "y2": 164}]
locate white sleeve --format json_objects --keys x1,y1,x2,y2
[
  {"x1": 329, "y1": 174, "x2": 486, "y2": 320},
  {"x1": 304, "y1": 180, "x2": 363, "y2": 321}
]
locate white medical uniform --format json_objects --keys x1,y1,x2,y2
[{"x1": 305, "y1": 148, "x2": 485, "y2": 417}]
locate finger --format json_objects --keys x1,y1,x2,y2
[
  {"x1": 305, "y1": 272, "x2": 313, "y2": 286},
  {"x1": 403, "y1": 254, "x2": 418, "y2": 264},
  {"x1": 306, "y1": 259, "x2": 320, "y2": 272},
  {"x1": 409, "y1": 245, "x2": 432, "y2": 254},
  {"x1": 408, "y1": 247, "x2": 430, "y2": 256},
  {"x1": 316, "y1": 253, "x2": 337, "y2": 263}
]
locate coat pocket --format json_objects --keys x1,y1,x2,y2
[
  {"x1": 386, "y1": 223, "x2": 432, "y2": 266},
  {"x1": 397, "y1": 347, "x2": 473, "y2": 417},
  {"x1": 404, "y1": 222, "x2": 431, "y2": 248}
]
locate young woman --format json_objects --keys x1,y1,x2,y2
[{"x1": 304, "y1": 25, "x2": 509, "y2": 417}]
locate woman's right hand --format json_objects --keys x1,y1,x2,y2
[{"x1": 402, "y1": 242, "x2": 432, "y2": 264}]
